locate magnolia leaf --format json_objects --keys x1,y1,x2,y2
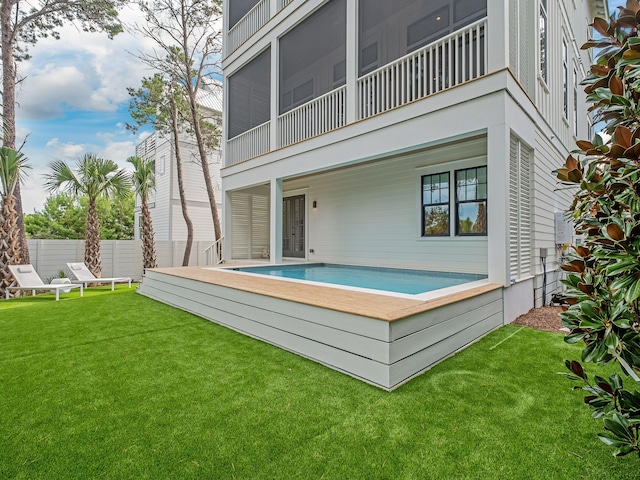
[
  {"x1": 614, "y1": 125, "x2": 633, "y2": 148},
  {"x1": 606, "y1": 223, "x2": 625, "y2": 241},
  {"x1": 576, "y1": 140, "x2": 595, "y2": 151},
  {"x1": 624, "y1": 278, "x2": 640, "y2": 303},
  {"x1": 609, "y1": 75, "x2": 624, "y2": 95},
  {"x1": 622, "y1": 49, "x2": 640, "y2": 60},
  {"x1": 570, "y1": 360, "x2": 586, "y2": 379},
  {"x1": 590, "y1": 65, "x2": 609, "y2": 76},
  {"x1": 566, "y1": 155, "x2": 580, "y2": 170},
  {"x1": 591, "y1": 17, "x2": 611, "y2": 37}
]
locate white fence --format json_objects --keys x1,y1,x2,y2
[{"x1": 26, "y1": 239, "x2": 214, "y2": 282}]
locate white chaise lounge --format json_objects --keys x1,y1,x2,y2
[
  {"x1": 7, "y1": 264, "x2": 84, "y2": 301},
  {"x1": 67, "y1": 262, "x2": 132, "y2": 290}
]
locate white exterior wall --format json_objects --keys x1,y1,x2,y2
[
  {"x1": 284, "y1": 139, "x2": 488, "y2": 274},
  {"x1": 221, "y1": 0, "x2": 603, "y2": 319},
  {"x1": 135, "y1": 130, "x2": 222, "y2": 243}
]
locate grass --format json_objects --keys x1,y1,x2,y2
[{"x1": 0, "y1": 287, "x2": 637, "y2": 479}]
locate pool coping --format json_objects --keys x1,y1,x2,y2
[{"x1": 148, "y1": 266, "x2": 503, "y2": 322}]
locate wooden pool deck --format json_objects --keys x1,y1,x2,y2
[{"x1": 138, "y1": 265, "x2": 504, "y2": 390}]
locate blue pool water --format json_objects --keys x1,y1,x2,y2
[{"x1": 231, "y1": 263, "x2": 486, "y2": 295}]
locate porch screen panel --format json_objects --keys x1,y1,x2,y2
[
  {"x1": 229, "y1": 0, "x2": 261, "y2": 29},
  {"x1": 279, "y1": 0, "x2": 346, "y2": 114},
  {"x1": 358, "y1": 0, "x2": 487, "y2": 77},
  {"x1": 228, "y1": 48, "x2": 271, "y2": 139}
]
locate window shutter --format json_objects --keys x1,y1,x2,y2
[{"x1": 509, "y1": 135, "x2": 533, "y2": 280}]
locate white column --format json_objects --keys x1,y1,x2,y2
[
  {"x1": 486, "y1": 0, "x2": 508, "y2": 73},
  {"x1": 270, "y1": 42, "x2": 278, "y2": 150},
  {"x1": 487, "y1": 123, "x2": 510, "y2": 287},
  {"x1": 345, "y1": 0, "x2": 358, "y2": 123},
  {"x1": 270, "y1": 178, "x2": 283, "y2": 264},
  {"x1": 223, "y1": 189, "x2": 233, "y2": 262}
]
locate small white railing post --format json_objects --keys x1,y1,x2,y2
[{"x1": 205, "y1": 236, "x2": 225, "y2": 265}]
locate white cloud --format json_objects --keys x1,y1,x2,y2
[
  {"x1": 46, "y1": 138, "x2": 85, "y2": 159},
  {"x1": 20, "y1": 165, "x2": 50, "y2": 213},
  {"x1": 15, "y1": 4, "x2": 156, "y2": 121}
]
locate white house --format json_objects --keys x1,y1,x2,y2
[
  {"x1": 134, "y1": 80, "x2": 224, "y2": 243},
  {"x1": 138, "y1": 0, "x2": 607, "y2": 389},
  {"x1": 221, "y1": 0, "x2": 606, "y2": 318}
]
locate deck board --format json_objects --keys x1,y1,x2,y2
[{"x1": 149, "y1": 266, "x2": 503, "y2": 321}]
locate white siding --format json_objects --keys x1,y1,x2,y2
[{"x1": 283, "y1": 138, "x2": 488, "y2": 274}]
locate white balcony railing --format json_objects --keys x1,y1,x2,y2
[
  {"x1": 277, "y1": 0, "x2": 294, "y2": 11},
  {"x1": 227, "y1": 122, "x2": 271, "y2": 166},
  {"x1": 358, "y1": 18, "x2": 487, "y2": 119},
  {"x1": 277, "y1": 86, "x2": 346, "y2": 148},
  {"x1": 228, "y1": 0, "x2": 270, "y2": 53}
]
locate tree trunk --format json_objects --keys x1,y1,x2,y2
[
  {"x1": 187, "y1": 88, "x2": 222, "y2": 243},
  {"x1": 85, "y1": 200, "x2": 102, "y2": 277},
  {"x1": 0, "y1": 194, "x2": 21, "y2": 298},
  {"x1": 1, "y1": 1, "x2": 29, "y2": 264},
  {"x1": 141, "y1": 196, "x2": 157, "y2": 270},
  {"x1": 171, "y1": 100, "x2": 193, "y2": 266}
]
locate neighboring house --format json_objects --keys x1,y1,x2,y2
[
  {"x1": 134, "y1": 81, "x2": 223, "y2": 243},
  {"x1": 220, "y1": 0, "x2": 607, "y2": 321}
]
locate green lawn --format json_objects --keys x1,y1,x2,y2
[{"x1": 0, "y1": 287, "x2": 636, "y2": 479}]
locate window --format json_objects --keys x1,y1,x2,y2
[
  {"x1": 573, "y1": 66, "x2": 579, "y2": 136},
  {"x1": 157, "y1": 155, "x2": 165, "y2": 175},
  {"x1": 279, "y1": 0, "x2": 346, "y2": 114},
  {"x1": 228, "y1": 48, "x2": 271, "y2": 139},
  {"x1": 539, "y1": 0, "x2": 548, "y2": 82},
  {"x1": 422, "y1": 172, "x2": 450, "y2": 236},
  {"x1": 455, "y1": 167, "x2": 487, "y2": 235},
  {"x1": 563, "y1": 38, "x2": 568, "y2": 120}
]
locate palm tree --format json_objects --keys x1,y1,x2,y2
[
  {"x1": 0, "y1": 147, "x2": 30, "y2": 297},
  {"x1": 44, "y1": 154, "x2": 131, "y2": 277},
  {"x1": 127, "y1": 155, "x2": 157, "y2": 270}
]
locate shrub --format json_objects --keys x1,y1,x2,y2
[{"x1": 557, "y1": 5, "x2": 640, "y2": 457}]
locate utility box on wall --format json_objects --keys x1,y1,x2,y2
[{"x1": 554, "y1": 212, "x2": 574, "y2": 245}]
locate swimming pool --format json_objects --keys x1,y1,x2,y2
[{"x1": 229, "y1": 263, "x2": 487, "y2": 295}]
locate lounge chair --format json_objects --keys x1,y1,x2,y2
[
  {"x1": 6, "y1": 264, "x2": 84, "y2": 301},
  {"x1": 66, "y1": 262, "x2": 132, "y2": 290}
]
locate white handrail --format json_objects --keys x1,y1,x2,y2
[
  {"x1": 358, "y1": 18, "x2": 487, "y2": 119},
  {"x1": 226, "y1": 121, "x2": 271, "y2": 166},
  {"x1": 277, "y1": 0, "x2": 293, "y2": 11},
  {"x1": 228, "y1": 0, "x2": 270, "y2": 53},
  {"x1": 277, "y1": 85, "x2": 346, "y2": 147},
  {"x1": 205, "y1": 236, "x2": 224, "y2": 265}
]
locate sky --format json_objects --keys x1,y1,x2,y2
[{"x1": 16, "y1": 4, "x2": 158, "y2": 213}]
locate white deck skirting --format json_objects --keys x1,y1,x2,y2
[{"x1": 138, "y1": 267, "x2": 504, "y2": 390}]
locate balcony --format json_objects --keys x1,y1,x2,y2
[
  {"x1": 227, "y1": 0, "x2": 293, "y2": 54},
  {"x1": 225, "y1": 19, "x2": 487, "y2": 167},
  {"x1": 358, "y1": 18, "x2": 486, "y2": 119}
]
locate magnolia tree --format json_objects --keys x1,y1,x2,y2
[{"x1": 557, "y1": 3, "x2": 640, "y2": 457}]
